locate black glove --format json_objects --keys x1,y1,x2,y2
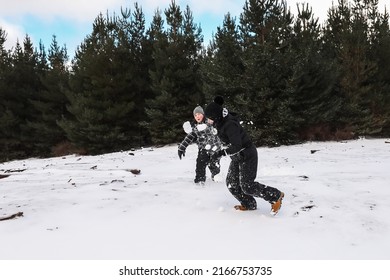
[
  {"x1": 211, "y1": 149, "x2": 226, "y2": 161},
  {"x1": 178, "y1": 150, "x2": 185, "y2": 159}
]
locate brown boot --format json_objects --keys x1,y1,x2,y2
[
  {"x1": 234, "y1": 205, "x2": 248, "y2": 211},
  {"x1": 270, "y1": 192, "x2": 284, "y2": 215}
]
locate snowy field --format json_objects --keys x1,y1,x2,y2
[{"x1": 1, "y1": 138, "x2": 390, "y2": 260}]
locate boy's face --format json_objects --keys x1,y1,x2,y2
[{"x1": 194, "y1": 113, "x2": 204, "y2": 123}]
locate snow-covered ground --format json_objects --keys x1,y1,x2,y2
[{"x1": 1, "y1": 138, "x2": 390, "y2": 260}]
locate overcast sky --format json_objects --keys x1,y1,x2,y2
[{"x1": 0, "y1": 0, "x2": 388, "y2": 58}]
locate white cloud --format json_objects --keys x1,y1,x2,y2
[
  {"x1": 179, "y1": 0, "x2": 243, "y2": 16},
  {"x1": 1, "y1": 0, "x2": 243, "y2": 22},
  {"x1": 0, "y1": 0, "x2": 129, "y2": 50},
  {"x1": 1, "y1": 0, "x2": 387, "y2": 53},
  {"x1": 1, "y1": 0, "x2": 127, "y2": 23},
  {"x1": 291, "y1": 0, "x2": 388, "y2": 22},
  {"x1": 0, "y1": 19, "x2": 25, "y2": 50},
  {"x1": 1, "y1": 0, "x2": 388, "y2": 23}
]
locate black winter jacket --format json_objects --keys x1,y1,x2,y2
[{"x1": 215, "y1": 114, "x2": 253, "y2": 156}]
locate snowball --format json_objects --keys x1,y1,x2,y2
[{"x1": 183, "y1": 121, "x2": 192, "y2": 134}]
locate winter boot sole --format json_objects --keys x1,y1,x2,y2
[{"x1": 270, "y1": 192, "x2": 284, "y2": 216}]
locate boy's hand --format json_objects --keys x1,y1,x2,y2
[
  {"x1": 178, "y1": 150, "x2": 185, "y2": 159},
  {"x1": 211, "y1": 149, "x2": 226, "y2": 161}
]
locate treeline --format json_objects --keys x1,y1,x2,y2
[{"x1": 1, "y1": 0, "x2": 390, "y2": 162}]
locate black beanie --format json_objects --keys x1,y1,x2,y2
[
  {"x1": 214, "y1": 95, "x2": 224, "y2": 106},
  {"x1": 205, "y1": 96, "x2": 224, "y2": 123}
]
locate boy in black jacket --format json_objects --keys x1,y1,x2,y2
[{"x1": 204, "y1": 97, "x2": 284, "y2": 215}]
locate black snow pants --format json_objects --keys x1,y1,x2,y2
[
  {"x1": 226, "y1": 144, "x2": 282, "y2": 210},
  {"x1": 195, "y1": 149, "x2": 220, "y2": 183}
]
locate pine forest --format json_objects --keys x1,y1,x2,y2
[{"x1": 1, "y1": 0, "x2": 390, "y2": 161}]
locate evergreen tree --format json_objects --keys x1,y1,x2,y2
[
  {"x1": 287, "y1": 3, "x2": 343, "y2": 140},
  {"x1": 322, "y1": 0, "x2": 384, "y2": 136},
  {"x1": 238, "y1": 0, "x2": 294, "y2": 145},
  {"x1": 202, "y1": 13, "x2": 245, "y2": 112},
  {"x1": 0, "y1": 28, "x2": 10, "y2": 115},
  {"x1": 0, "y1": 35, "x2": 43, "y2": 160},
  {"x1": 59, "y1": 10, "x2": 148, "y2": 154},
  {"x1": 117, "y1": 3, "x2": 154, "y2": 146},
  {"x1": 365, "y1": 1, "x2": 390, "y2": 135},
  {"x1": 145, "y1": 1, "x2": 204, "y2": 144},
  {"x1": 28, "y1": 36, "x2": 70, "y2": 155},
  {"x1": 0, "y1": 28, "x2": 15, "y2": 161}
]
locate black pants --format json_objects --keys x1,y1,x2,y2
[
  {"x1": 226, "y1": 145, "x2": 281, "y2": 209},
  {"x1": 195, "y1": 149, "x2": 220, "y2": 183}
]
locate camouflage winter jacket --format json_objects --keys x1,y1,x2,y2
[{"x1": 178, "y1": 121, "x2": 222, "y2": 154}]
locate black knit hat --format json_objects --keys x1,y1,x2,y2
[
  {"x1": 214, "y1": 95, "x2": 224, "y2": 106},
  {"x1": 205, "y1": 96, "x2": 224, "y2": 123}
]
